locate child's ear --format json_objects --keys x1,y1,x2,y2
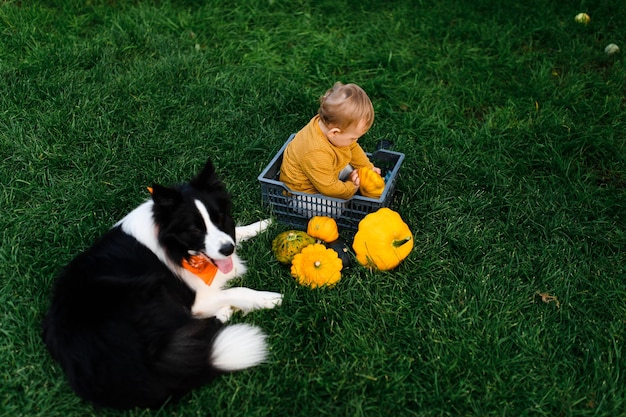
[{"x1": 327, "y1": 127, "x2": 341, "y2": 138}]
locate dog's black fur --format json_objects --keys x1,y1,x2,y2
[{"x1": 42, "y1": 160, "x2": 277, "y2": 409}]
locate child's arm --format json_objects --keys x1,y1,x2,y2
[
  {"x1": 350, "y1": 143, "x2": 381, "y2": 174},
  {"x1": 301, "y1": 153, "x2": 358, "y2": 199},
  {"x1": 307, "y1": 164, "x2": 358, "y2": 198}
]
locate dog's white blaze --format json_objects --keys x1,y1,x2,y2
[
  {"x1": 210, "y1": 324, "x2": 268, "y2": 371},
  {"x1": 194, "y1": 200, "x2": 235, "y2": 259}
]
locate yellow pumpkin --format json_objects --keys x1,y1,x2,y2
[
  {"x1": 290, "y1": 243, "x2": 343, "y2": 288},
  {"x1": 352, "y1": 208, "x2": 413, "y2": 270},
  {"x1": 307, "y1": 216, "x2": 339, "y2": 242},
  {"x1": 358, "y1": 167, "x2": 385, "y2": 198}
]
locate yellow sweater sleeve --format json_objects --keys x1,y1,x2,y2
[{"x1": 348, "y1": 143, "x2": 374, "y2": 171}]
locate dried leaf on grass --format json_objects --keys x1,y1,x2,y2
[{"x1": 536, "y1": 291, "x2": 560, "y2": 308}]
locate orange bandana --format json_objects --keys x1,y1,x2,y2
[{"x1": 182, "y1": 255, "x2": 218, "y2": 286}]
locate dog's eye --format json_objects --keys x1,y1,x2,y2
[{"x1": 190, "y1": 226, "x2": 204, "y2": 236}]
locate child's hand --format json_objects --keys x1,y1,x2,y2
[
  {"x1": 349, "y1": 169, "x2": 360, "y2": 188},
  {"x1": 372, "y1": 166, "x2": 381, "y2": 175}
]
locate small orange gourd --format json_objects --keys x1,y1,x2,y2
[
  {"x1": 358, "y1": 167, "x2": 385, "y2": 198},
  {"x1": 352, "y1": 208, "x2": 413, "y2": 271},
  {"x1": 307, "y1": 216, "x2": 339, "y2": 242},
  {"x1": 290, "y1": 243, "x2": 343, "y2": 288}
]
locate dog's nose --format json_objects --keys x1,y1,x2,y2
[{"x1": 219, "y1": 243, "x2": 235, "y2": 257}]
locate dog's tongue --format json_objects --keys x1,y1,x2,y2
[{"x1": 214, "y1": 257, "x2": 233, "y2": 274}]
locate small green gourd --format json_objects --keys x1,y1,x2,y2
[{"x1": 271, "y1": 230, "x2": 315, "y2": 264}]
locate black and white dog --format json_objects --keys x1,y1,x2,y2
[{"x1": 42, "y1": 159, "x2": 282, "y2": 409}]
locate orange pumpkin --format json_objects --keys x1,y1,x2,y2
[
  {"x1": 358, "y1": 168, "x2": 385, "y2": 198},
  {"x1": 307, "y1": 216, "x2": 339, "y2": 242}
]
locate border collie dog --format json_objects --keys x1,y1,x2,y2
[{"x1": 42, "y1": 159, "x2": 283, "y2": 410}]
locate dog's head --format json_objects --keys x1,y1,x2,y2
[{"x1": 150, "y1": 159, "x2": 236, "y2": 273}]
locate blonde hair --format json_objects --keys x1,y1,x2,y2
[{"x1": 318, "y1": 82, "x2": 375, "y2": 131}]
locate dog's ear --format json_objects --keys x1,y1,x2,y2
[
  {"x1": 150, "y1": 184, "x2": 182, "y2": 211},
  {"x1": 190, "y1": 159, "x2": 225, "y2": 192}
]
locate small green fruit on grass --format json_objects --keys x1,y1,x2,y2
[
  {"x1": 574, "y1": 13, "x2": 590, "y2": 25},
  {"x1": 604, "y1": 43, "x2": 620, "y2": 56}
]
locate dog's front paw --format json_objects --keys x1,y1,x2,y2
[
  {"x1": 256, "y1": 218, "x2": 272, "y2": 233},
  {"x1": 230, "y1": 290, "x2": 283, "y2": 316},
  {"x1": 214, "y1": 306, "x2": 235, "y2": 323},
  {"x1": 270, "y1": 291, "x2": 283, "y2": 307},
  {"x1": 255, "y1": 291, "x2": 283, "y2": 311},
  {"x1": 236, "y1": 219, "x2": 272, "y2": 242}
]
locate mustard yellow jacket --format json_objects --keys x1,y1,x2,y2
[{"x1": 279, "y1": 115, "x2": 374, "y2": 199}]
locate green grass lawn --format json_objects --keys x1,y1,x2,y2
[{"x1": 1, "y1": 0, "x2": 624, "y2": 415}]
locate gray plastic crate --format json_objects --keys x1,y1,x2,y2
[{"x1": 258, "y1": 134, "x2": 405, "y2": 231}]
